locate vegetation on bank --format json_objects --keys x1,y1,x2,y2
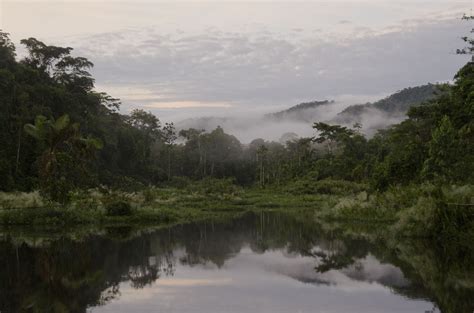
[
  {"x1": 1, "y1": 178, "x2": 472, "y2": 246},
  {"x1": 0, "y1": 179, "x2": 245, "y2": 226}
]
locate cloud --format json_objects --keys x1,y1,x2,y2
[
  {"x1": 6, "y1": 1, "x2": 469, "y2": 135},
  {"x1": 143, "y1": 101, "x2": 232, "y2": 109},
  {"x1": 76, "y1": 16, "x2": 467, "y2": 123}
]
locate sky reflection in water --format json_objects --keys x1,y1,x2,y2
[
  {"x1": 1, "y1": 212, "x2": 458, "y2": 313},
  {"x1": 91, "y1": 224, "x2": 434, "y2": 313}
]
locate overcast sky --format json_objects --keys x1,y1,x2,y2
[{"x1": 1, "y1": 1, "x2": 472, "y2": 121}]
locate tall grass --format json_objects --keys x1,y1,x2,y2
[
  {"x1": 0, "y1": 191, "x2": 44, "y2": 209},
  {"x1": 287, "y1": 178, "x2": 368, "y2": 196}
]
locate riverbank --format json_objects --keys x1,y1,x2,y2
[
  {"x1": 0, "y1": 186, "x2": 328, "y2": 226},
  {"x1": 1, "y1": 180, "x2": 473, "y2": 242}
]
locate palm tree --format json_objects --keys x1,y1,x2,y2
[{"x1": 24, "y1": 114, "x2": 102, "y2": 202}]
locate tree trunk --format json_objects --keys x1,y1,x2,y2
[
  {"x1": 198, "y1": 139, "x2": 203, "y2": 175},
  {"x1": 167, "y1": 148, "x2": 171, "y2": 180},
  {"x1": 15, "y1": 128, "x2": 22, "y2": 175},
  {"x1": 203, "y1": 152, "x2": 207, "y2": 177}
]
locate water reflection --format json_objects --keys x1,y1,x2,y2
[{"x1": 0, "y1": 212, "x2": 472, "y2": 313}]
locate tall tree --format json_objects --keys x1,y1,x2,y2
[
  {"x1": 24, "y1": 115, "x2": 102, "y2": 202},
  {"x1": 162, "y1": 122, "x2": 177, "y2": 180}
]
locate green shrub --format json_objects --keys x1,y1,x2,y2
[
  {"x1": 394, "y1": 184, "x2": 474, "y2": 238},
  {"x1": 187, "y1": 178, "x2": 242, "y2": 196},
  {"x1": 288, "y1": 178, "x2": 368, "y2": 195},
  {"x1": 167, "y1": 176, "x2": 192, "y2": 189},
  {"x1": 105, "y1": 200, "x2": 132, "y2": 216},
  {"x1": 0, "y1": 191, "x2": 44, "y2": 209},
  {"x1": 142, "y1": 187, "x2": 158, "y2": 203},
  {"x1": 318, "y1": 193, "x2": 398, "y2": 221},
  {"x1": 68, "y1": 189, "x2": 103, "y2": 211}
]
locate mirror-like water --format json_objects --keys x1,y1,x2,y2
[{"x1": 0, "y1": 212, "x2": 472, "y2": 313}]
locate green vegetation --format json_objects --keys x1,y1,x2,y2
[
  {"x1": 0, "y1": 23, "x2": 473, "y2": 247},
  {"x1": 336, "y1": 84, "x2": 440, "y2": 122},
  {"x1": 265, "y1": 99, "x2": 334, "y2": 121}
]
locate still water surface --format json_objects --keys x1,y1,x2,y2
[{"x1": 0, "y1": 212, "x2": 472, "y2": 313}]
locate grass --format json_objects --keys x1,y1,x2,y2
[
  {"x1": 0, "y1": 179, "x2": 472, "y2": 243},
  {"x1": 0, "y1": 183, "x2": 331, "y2": 226},
  {"x1": 0, "y1": 191, "x2": 44, "y2": 209}
]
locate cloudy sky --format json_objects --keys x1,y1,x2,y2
[{"x1": 1, "y1": 1, "x2": 472, "y2": 122}]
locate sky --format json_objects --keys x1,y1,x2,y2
[{"x1": 1, "y1": 0, "x2": 473, "y2": 124}]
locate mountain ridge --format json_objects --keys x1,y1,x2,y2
[
  {"x1": 264, "y1": 100, "x2": 335, "y2": 122},
  {"x1": 334, "y1": 84, "x2": 439, "y2": 124}
]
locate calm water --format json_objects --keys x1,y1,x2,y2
[{"x1": 0, "y1": 212, "x2": 472, "y2": 313}]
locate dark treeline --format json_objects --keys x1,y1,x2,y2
[{"x1": 0, "y1": 31, "x2": 473, "y2": 200}]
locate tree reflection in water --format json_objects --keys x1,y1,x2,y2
[{"x1": 0, "y1": 211, "x2": 472, "y2": 313}]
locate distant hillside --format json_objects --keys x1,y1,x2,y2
[
  {"x1": 175, "y1": 85, "x2": 441, "y2": 140},
  {"x1": 265, "y1": 100, "x2": 334, "y2": 122},
  {"x1": 335, "y1": 84, "x2": 439, "y2": 124}
]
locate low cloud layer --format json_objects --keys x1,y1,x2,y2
[{"x1": 175, "y1": 95, "x2": 385, "y2": 143}]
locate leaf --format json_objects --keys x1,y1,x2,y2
[
  {"x1": 34, "y1": 115, "x2": 48, "y2": 127},
  {"x1": 88, "y1": 138, "x2": 104, "y2": 150},
  {"x1": 53, "y1": 114, "x2": 70, "y2": 132},
  {"x1": 23, "y1": 124, "x2": 42, "y2": 140},
  {"x1": 79, "y1": 137, "x2": 103, "y2": 150}
]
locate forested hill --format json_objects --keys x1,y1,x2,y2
[
  {"x1": 263, "y1": 85, "x2": 438, "y2": 126},
  {"x1": 265, "y1": 100, "x2": 334, "y2": 122},
  {"x1": 335, "y1": 84, "x2": 440, "y2": 124},
  {"x1": 177, "y1": 87, "x2": 438, "y2": 137}
]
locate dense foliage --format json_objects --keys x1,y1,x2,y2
[
  {"x1": 0, "y1": 30, "x2": 472, "y2": 201},
  {"x1": 337, "y1": 84, "x2": 440, "y2": 120},
  {"x1": 266, "y1": 99, "x2": 334, "y2": 121}
]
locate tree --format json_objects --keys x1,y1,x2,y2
[
  {"x1": 201, "y1": 126, "x2": 242, "y2": 178},
  {"x1": 127, "y1": 109, "x2": 161, "y2": 168},
  {"x1": 457, "y1": 14, "x2": 474, "y2": 59},
  {"x1": 20, "y1": 38, "x2": 72, "y2": 74},
  {"x1": 24, "y1": 114, "x2": 102, "y2": 202},
  {"x1": 162, "y1": 122, "x2": 177, "y2": 180},
  {"x1": 179, "y1": 128, "x2": 206, "y2": 177},
  {"x1": 0, "y1": 30, "x2": 16, "y2": 67},
  {"x1": 256, "y1": 144, "x2": 268, "y2": 187},
  {"x1": 421, "y1": 116, "x2": 458, "y2": 181},
  {"x1": 312, "y1": 122, "x2": 354, "y2": 155},
  {"x1": 128, "y1": 109, "x2": 161, "y2": 133},
  {"x1": 279, "y1": 132, "x2": 299, "y2": 145},
  {"x1": 53, "y1": 56, "x2": 94, "y2": 91}
]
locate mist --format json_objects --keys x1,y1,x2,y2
[{"x1": 174, "y1": 93, "x2": 391, "y2": 143}]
